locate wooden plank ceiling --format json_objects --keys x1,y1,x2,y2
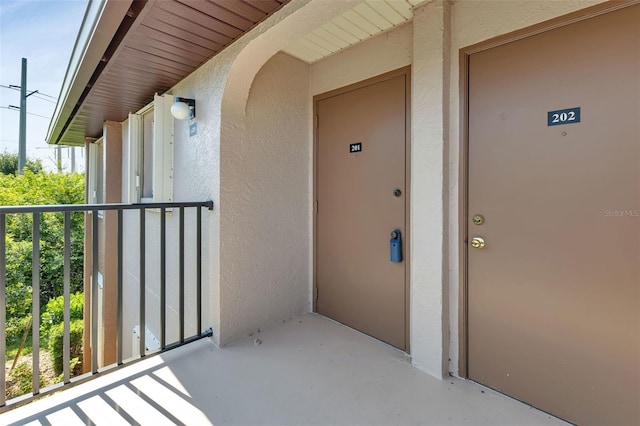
[
  {"x1": 281, "y1": 0, "x2": 424, "y2": 63},
  {"x1": 57, "y1": 0, "x2": 288, "y2": 145}
]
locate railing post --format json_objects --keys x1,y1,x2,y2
[
  {"x1": 91, "y1": 212, "x2": 99, "y2": 374},
  {"x1": 139, "y1": 208, "x2": 145, "y2": 357},
  {"x1": 117, "y1": 210, "x2": 123, "y2": 365},
  {"x1": 197, "y1": 206, "x2": 202, "y2": 336},
  {"x1": 179, "y1": 207, "x2": 185, "y2": 344},
  {"x1": 32, "y1": 213, "x2": 40, "y2": 395},
  {"x1": 0, "y1": 214, "x2": 6, "y2": 406},
  {"x1": 160, "y1": 207, "x2": 166, "y2": 350},
  {"x1": 63, "y1": 212, "x2": 71, "y2": 383}
]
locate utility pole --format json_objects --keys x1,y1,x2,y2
[
  {"x1": 18, "y1": 58, "x2": 27, "y2": 174},
  {"x1": 17, "y1": 58, "x2": 39, "y2": 175},
  {"x1": 56, "y1": 145, "x2": 62, "y2": 173},
  {"x1": 71, "y1": 147, "x2": 76, "y2": 173}
]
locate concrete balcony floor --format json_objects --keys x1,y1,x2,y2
[{"x1": 1, "y1": 314, "x2": 567, "y2": 426}]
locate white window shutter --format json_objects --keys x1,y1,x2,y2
[
  {"x1": 128, "y1": 112, "x2": 142, "y2": 203},
  {"x1": 88, "y1": 143, "x2": 98, "y2": 204},
  {"x1": 153, "y1": 93, "x2": 174, "y2": 202}
]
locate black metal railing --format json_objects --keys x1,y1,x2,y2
[{"x1": 0, "y1": 201, "x2": 213, "y2": 410}]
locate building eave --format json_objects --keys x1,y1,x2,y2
[
  {"x1": 46, "y1": 0, "x2": 289, "y2": 147},
  {"x1": 46, "y1": 0, "x2": 133, "y2": 146}
]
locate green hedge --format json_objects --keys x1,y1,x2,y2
[
  {"x1": 48, "y1": 319, "x2": 84, "y2": 376},
  {"x1": 41, "y1": 292, "x2": 84, "y2": 340}
]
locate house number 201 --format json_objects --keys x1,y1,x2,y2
[
  {"x1": 349, "y1": 142, "x2": 362, "y2": 153},
  {"x1": 547, "y1": 107, "x2": 581, "y2": 126}
]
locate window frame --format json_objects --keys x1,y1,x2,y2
[
  {"x1": 88, "y1": 137, "x2": 104, "y2": 205},
  {"x1": 127, "y1": 93, "x2": 174, "y2": 203}
]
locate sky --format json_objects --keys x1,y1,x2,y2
[{"x1": 0, "y1": 0, "x2": 88, "y2": 171}]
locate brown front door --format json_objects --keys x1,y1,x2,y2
[
  {"x1": 315, "y1": 69, "x2": 408, "y2": 350},
  {"x1": 467, "y1": 5, "x2": 640, "y2": 425}
]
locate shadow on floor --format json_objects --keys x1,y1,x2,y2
[{"x1": 1, "y1": 314, "x2": 567, "y2": 426}]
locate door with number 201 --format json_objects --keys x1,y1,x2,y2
[{"x1": 315, "y1": 69, "x2": 409, "y2": 350}]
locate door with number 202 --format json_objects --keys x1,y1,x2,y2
[{"x1": 467, "y1": 5, "x2": 639, "y2": 425}]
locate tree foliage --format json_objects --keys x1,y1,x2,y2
[
  {"x1": 0, "y1": 151, "x2": 43, "y2": 175},
  {"x1": 1, "y1": 170, "x2": 85, "y2": 342},
  {"x1": 41, "y1": 292, "x2": 84, "y2": 338}
]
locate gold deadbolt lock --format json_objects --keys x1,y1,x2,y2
[
  {"x1": 472, "y1": 214, "x2": 485, "y2": 225},
  {"x1": 470, "y1": 237, "x2": 485, "y2": 249}
]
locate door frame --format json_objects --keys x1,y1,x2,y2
[
  {"x1": 458, "y1": 0, "x2": 640, "y2": 377},
  {"x1": 313, "y1": 66, "x2": 412, "y2": 352}
]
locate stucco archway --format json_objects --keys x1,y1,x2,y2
[{"x1": 216, "y1": 0, "x2": 360, "y2": 344}]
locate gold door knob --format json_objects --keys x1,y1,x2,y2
[{"x1": 471, "y1": 237, "x2": 485, "y2": 249}]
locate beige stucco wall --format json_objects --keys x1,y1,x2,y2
[
  {"x1": 164, "y1": 0, "x2": 362, "y2": 345},
  {"x1": 218, "y1": 52, "x2": 312, "y2": 341},
  {"x1": 217, "y1": 0, "x2": 364, "y2": 343},
  {"x1": 410, "y1": 0, "x2": 452, "y2": 378}
]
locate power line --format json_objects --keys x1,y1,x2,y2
[
  {"x1": 0, "y1": 84, "x2": 57, "y2": 103},
  {"x1": 32, "y1": 94, "x2": 56, "y2": 103},
  {"x1": 0, "y1": 138, "x2": 46, "y2": 144},
  {"x1": 32, "y1": 93, "x2": 56, "y2": 103},
  {"x1": 1, "y1": 105, "x2": 51, "y2": 119},
  {"x1": 2, "y1": 84, "x2": 56, "y2": 99}
]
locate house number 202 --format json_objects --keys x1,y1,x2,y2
[
  {"x1": 551, "y1": 111, "x2": 576, "y2": 123},
  {"x1": 547, "y1": 107, "x2": 581, "y2": 126}
]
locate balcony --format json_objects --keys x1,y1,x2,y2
[
  {"x1": 1, "y1": 201, "x2": 213, "y2": 410},
  {"x1": 1, "y1": 313, "x2": 567, "y2": 425}
]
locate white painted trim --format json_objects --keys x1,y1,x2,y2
[
  {"x1": 88, "y1": 145, "x2": 98, "y2": 204},
  {"x1": 153, "y1": 93, "x2": 174, "y2": 203},
  {"x1": 127, "y1": 113, "x2": 142, "y2": 203},
  {"x1": 136, "y1": 102, "x2": 154, "y2": 116},
  {"x1": 127, "y1": 95, "x2": 174, "y2": 203},
  {"x1": 88, "y1": 137, "x2": 104, "y2": 205}
]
